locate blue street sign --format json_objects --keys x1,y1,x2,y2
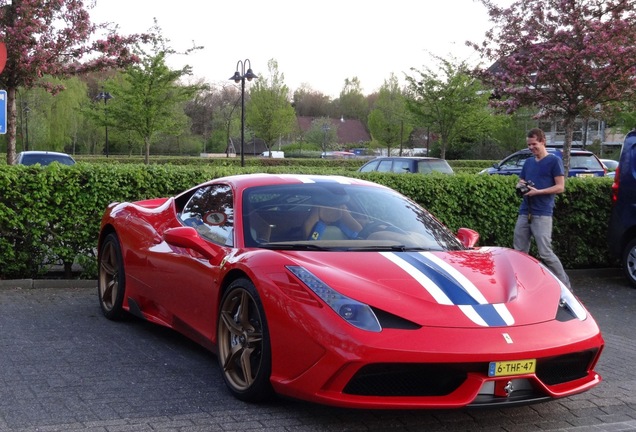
[{"x1": 0, "y1": 90, "x2": 6, "y2": 135}]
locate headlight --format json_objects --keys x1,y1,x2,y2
[
  {"x1": 287, "y1": 266, "x2": 382, "y2": 332},
  {"x1": 559, "y1": 282, "x2": 587, "y2": 321},
  {"x1": 539, "y1": 264, "x2": 587, "y2": 321}
]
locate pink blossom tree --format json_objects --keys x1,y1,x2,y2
[
  {"x1": 0, "y1": 0, "x2": 145, "y2": 164},
  {"x1": 471, "y1": 0, "x2": 636, "y2": 174}
]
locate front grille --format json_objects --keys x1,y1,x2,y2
[
  {"x1": 344, "y1": 363, "x2": 479, "y2": 397},
  {"x1": 343, "y1": 349, "x2": 599, "y2": 397},
  {"x1": 536, "y1": 349, "x2": 598, "y2": 385}
]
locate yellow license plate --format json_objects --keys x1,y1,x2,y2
[
  {"x1": 576, "y1": 173, "x2": 594, "y2": 178},
  {"x1": 488, "y1": 359, "x2": 536, "y2": 377}
]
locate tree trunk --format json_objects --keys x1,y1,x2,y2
[
  {"x1": 440, "y1": 137, "x2": 447, "y2": 159},
  {"x1": 6, "y1": 87, "x2": 17, "y2": 165},
  {"x1": 144, "y1": 136, "x2": 150, "y2": 164},
  {"x1": 64, "y1": 261, "x2": 73, "y2": 279},
  {"x1": 561, "y1": 116, "x2": 576, "y2": 178}
]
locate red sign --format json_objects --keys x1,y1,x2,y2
[{"x1": 0, "y1": 42, "x2": 6, "y2": 74}]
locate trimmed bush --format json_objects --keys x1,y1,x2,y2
[{"x1": 0, "y1": 163, "x2": 615, "y2": 279}]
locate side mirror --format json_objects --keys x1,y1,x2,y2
[
  {"x1": 164, "y1": 226, "x2": 218, "y2": 260},
  {"x1": 456, "y1": 227, "x2": 480, "y2": 248}
]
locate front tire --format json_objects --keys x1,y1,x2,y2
[
  {"x1": 622, "y1": 238, "x2": 636, "y2": 289},
  {"x1": 98, "y1": 232, "x2": 127, "y2": 320},
  {"x1": 217, "y1": 278, "x2": 273, "y2": 402}
]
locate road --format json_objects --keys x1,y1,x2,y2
[{"x1": 0, "y1": 270, "x2": 635, "y2": 432}]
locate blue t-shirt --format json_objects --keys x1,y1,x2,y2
[{"x1": 519, "y1": 153, "x2": 564, "y2": 217}]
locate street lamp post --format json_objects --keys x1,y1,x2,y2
[
  {"x1": 24, "y1": 105, "x2": 30, "y2": 151},
  {"x1": 322, "y1": 123, "x2": 330, "y2": 155},
  {"x1": 229, "y1": 59, "x2": 257, "y2": 167},
  {"x1": 96, "y1": 89, "x2": 113, "y2": 157}
]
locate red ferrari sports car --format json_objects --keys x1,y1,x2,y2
[{"x1": 97, "y1": 173, "x2": 603, "y2": 409}]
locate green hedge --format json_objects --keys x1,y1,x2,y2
[{"x1": 0, "y1": 163, "x2": 616, "y2": 279}]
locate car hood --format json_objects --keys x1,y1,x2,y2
[{"x1": 279, "y1": 247, "x2": 564, "y2": 328}]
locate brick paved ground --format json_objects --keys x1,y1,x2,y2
[{"x1": 0, "y1": 269, "x2": 635, "y2": 432}]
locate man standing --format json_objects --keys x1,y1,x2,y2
[{"x1": 513, "y1": 128, "x2": 571, "y2": 289}]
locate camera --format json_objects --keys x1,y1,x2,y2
[{"x1": 515, "y1": 180, "x2": 535, "y2": 197}]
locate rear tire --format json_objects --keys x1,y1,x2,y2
[
  {"x1": 217, "y1": 278, "x2": 273, "y2": 402},
  {"x1": 621, "y1": 238, "x2": 636, "y2": 288},
  {"x1": 98, "y1": 233, "x2": 127, "y2": 319}
]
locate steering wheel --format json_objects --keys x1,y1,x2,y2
[{"x1": 358, "y1": 220, "x2": 407, "y2": 239}]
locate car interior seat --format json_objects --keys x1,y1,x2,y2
[
  {"x1": 249, "y1": 212, "x2": 272, "y2": 244},
  {"x1": 303, "y1": 205, "x2": 362, "y2": 240}
]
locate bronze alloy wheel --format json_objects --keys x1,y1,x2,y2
[
  {"x1": 98, "y1": 233, "x2": 126, "y2": 320},
  {"x1": 217, "y1": 278, "x2": 273, "y2": 402}
]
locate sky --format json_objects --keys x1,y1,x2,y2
[{"x1": 89, "y1": 0, "x2": 507, "y2": 98}]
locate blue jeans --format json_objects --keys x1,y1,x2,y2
[{"x1": 513, "y1": 214, "x2": 571, "y2": 288}]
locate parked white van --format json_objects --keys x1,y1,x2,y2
[{"x1": 260, "y1": 151, "x2": 284, "y2": 158}]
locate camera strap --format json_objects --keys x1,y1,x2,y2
[{"x1": 527, "y1": 196, "x2": 532, "y2": 224}]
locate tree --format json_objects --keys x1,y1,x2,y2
[
  {"x1": 245, "y1": 59, "x2": 296, "y2": 156},
  {"x1": 292, "y1": 85, "x2": 332, "y2": 117},
  {"x1": 100, "y1": 25, "x2": 203, "y2": 163},
  {"x1": 303, "y1": 117, "x2": 338, "y2": 153},
  {"x1": 335, "y1": 77, "x2": 369, "y2": 123},
  {"x1": 471, "y1": 0, "x2": 636, "y2": 175},
  {"x1": 368, "y1": 74, "x2": 414, "y2": 156},
  {"x1": 405, "y1": 56, "x2": 491, "y2": 159},
  {"x1": 0, "y1": 0, "x2": 144, "y2": 164}
]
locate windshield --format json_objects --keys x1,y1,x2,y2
[{"x1": 243, "y1": 183, "x2": 464, "y2": 251}]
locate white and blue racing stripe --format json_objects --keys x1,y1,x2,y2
[
  {"x1": 381, "y1": 251, "x2": 514, "y2": 327},
  {"x1": 276, "y1": 174, "x2": 353, "y2": 184}
]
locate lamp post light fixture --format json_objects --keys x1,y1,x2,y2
[
  {"x1": 96, "y1": 89, "x2": 113, "y2": 157},
  {"x1": 229, "y1": 59, "x2": 257, "y2": 167}
]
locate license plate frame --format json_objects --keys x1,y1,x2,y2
[{"x1": 488, "y1": 359, "x2": 536, "y2": 377}]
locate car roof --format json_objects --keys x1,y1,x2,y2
[
  {"x1": 512, "y1": 148, "x2": 596, "y2": 156},
  {"x1": 18, "y1": 150, "x2": 72, "y2": 156},
  {"x1": 369, "y1": 156, "x2": 445, "y2": 161}
]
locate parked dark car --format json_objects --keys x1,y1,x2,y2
[
  {"x1": 479, "y1": 148, "x2": 606, "y2": 177},
  {"x1": 609, "y1": 131, "x2": 636, "y2": 287},
  {"x1": 17, "y1": 151, "x2": 76, "y2": 166},
  {"x1": 358, "y1": 157, "x2": 454, "y2": 175}
]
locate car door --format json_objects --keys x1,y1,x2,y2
[{"x1": 147, "y1": 184, "x2": 234, "y2": 340}]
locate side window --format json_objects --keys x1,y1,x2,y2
[
  {"x1": 392, "y1": 160, "x2": 411, "y2": 173},
  {"x1": 179, "y1": 185, "x2": 234, "y2": 246},
  {"x1": 359, "y1": 160, "x2": 379, "y2": 172},
  {"x1": 501, "y1": 154, "x2": 528, "y2": 169},
  {"x1": 377, "y1": 160, "x2": 393, "y2": 172}
]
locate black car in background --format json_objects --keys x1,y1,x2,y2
[
  {"x1": 609, "y1": 130, "x2": 636, "y2": 287},
  {"x1": 358, "y1": 157, "x2": 454, "y2": 175}
]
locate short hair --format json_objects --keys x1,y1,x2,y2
[{"x1": 527, "y1": 128, "x2": 546, "y2": 143}]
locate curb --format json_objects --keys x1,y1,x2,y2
[{"x1": 0, "y1": 279, "x2": 97, "y2": 289}]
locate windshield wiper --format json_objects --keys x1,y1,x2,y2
[
  {"x1": 259, "y1": 243, "x2": 329, "y2": 251},
  {"x1": 344, "y1": 244, "x2": 437, "y2": 252}
]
